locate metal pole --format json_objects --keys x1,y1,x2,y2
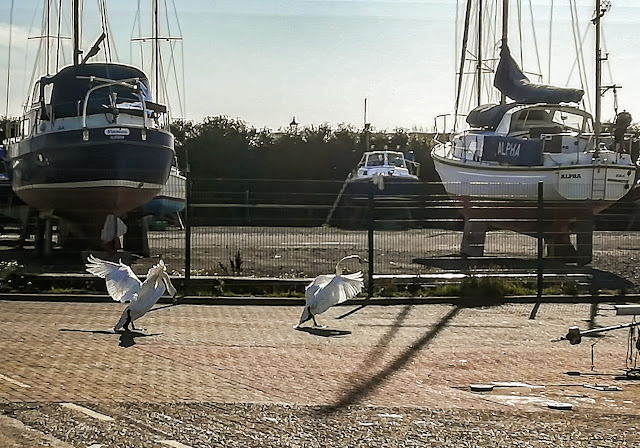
[
  {"x1": 367, "y1": 182, "x2": 375, "y2": 299},
  {"x1": 529, "y1": 181, "x2": 544, "y2": 319},
  {"x1": 184, "y1": 168, "x2": 191, "y2": 283},
  {"x1": 73, "y1": 0, "x2": 80, "y2": 65}
]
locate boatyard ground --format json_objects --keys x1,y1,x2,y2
[
  {"x1": 2, "y1": 301, "x2": 640, "y2": 447},
  {"x1": 2, "y1": 228, "x2": 640, "y2": 446}
]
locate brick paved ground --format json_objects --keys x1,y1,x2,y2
[
  {"x1": 1, "y1": 300, "x2": 640, "y2": 409},
  {"x1": 2, "y1": 300, "x2": 640, "y2": 446}
]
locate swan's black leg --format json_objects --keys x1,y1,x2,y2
[{"x1": 123, "y1": 309, "x2": 132, "y2": 331}]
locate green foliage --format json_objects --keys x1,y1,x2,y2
[
  {"x1": 217, "y1": 250, "x2": 243, "y2": 275},
  {"x1": 431, "y1": 276, "x2": 536, "y2": 299},
  {"x1": 173, "y1": 115, "x2": 436, "y2": 182},
  {"x1": 0, "y1": 261, "x2": 24, "y2": 281}
]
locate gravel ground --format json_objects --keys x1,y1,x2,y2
[
  {"x1": 2, "y1": 402, "x2": 640, "y2": 448},
  {"x1": 3, "y1": 227, "x2": 640, "y2": 293}
]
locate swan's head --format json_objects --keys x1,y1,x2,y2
[
  {"x1": 335, "y1": 254, "x2": 361, "y2": 275},
  {"x1": 149, "y1": 259, "x2": 177, "y2": 297}
]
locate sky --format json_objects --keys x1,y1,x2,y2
[{"x1": 1, "y1": 0, "x2": 640, "y2": 132}]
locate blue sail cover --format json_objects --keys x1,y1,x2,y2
[{"x1": 494, "y1": 45, "x2": 584, "y2": 104}]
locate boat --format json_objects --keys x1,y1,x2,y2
[
  {"x1": 431, "y1": 0, "x2": 637, "y2": 263},
  {"x1": 325, "y1": 148, "x2": 422, "y2": 229},
  {"x1": 344, "y1": 149, "x2": 421, "y2": 200},
  {"x1": 143, "y1": 164, "x2": 186, "y2": 217},
  {"x1": 5, "y1": 0, "x2": 175, "y2": 249}
]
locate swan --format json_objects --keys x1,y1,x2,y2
[
  {"x1": 85, "y1": 254, "x2": 177, "y2": 332},
  {"x1": 296, "y1": 255, "x2": 364, "y2": 328}
]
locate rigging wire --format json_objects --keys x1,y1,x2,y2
[
  {"x1": 548, "y1": 0, "x2": 553, "y2": 82},
  {"x1": 517, "y1": 0, "x2": 523, "y2": 66},
  {"x1": 98, "y1": 0, "x2": 111, "y2": 62},
  {"x1": 130, "y1": 0, "x2": 145, "y2": 73},
  {"x1": 55, "y1": 0, "x2": 62, "y2": 72},
  {"x1": 527, "y1": 0, "x2": 543, "y2": 82},
  {"x1": 172, "y1": 0, "x2": 186, "y2": 118},
  {"x1": 5, "y1": 0, "x2": 15, "y2": 117},
  {"x1": 569, "y1": 0, "x2": 591, "y2": 114}
]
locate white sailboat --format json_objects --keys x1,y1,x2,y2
[{"x1": 431, "y1": 0, "x2": 637, "y2": 263}]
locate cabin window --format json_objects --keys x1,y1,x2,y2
[
  {"x1": 389, "y1": 154, "x2": 405, "y2": 167},
  {"x1": 30, "y1": 81, "x2": 41, "y2": 107},
  {"x1": 551, "y1": 110, "x2": 589, "y2": 133},
  {"x1": 368, "y1": 154, "x2": 384, "y2": 166},
  {"x1": 21, "y1": 118, "x2": 31, "y2": 138},
  {"x1": 43, "y1": 83, "x2": 53, "y2": 104}
]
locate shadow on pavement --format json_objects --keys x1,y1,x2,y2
[
  {"x1": 59, "y1": 328, "x2": 160, "y2": 347},
  {"x1": 414, "y1": 256, "x2": 634, "y2": 291},
  {"x1": 320, "y1": 306, "x2": 461, "y2": 415},
  {"x1": 294, "y1": 327, "x2": 351, "y2": 337}
]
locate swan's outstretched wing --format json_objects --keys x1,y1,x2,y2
[
  {"x1": 85, "y1": 255, "x2": 141, "y2": 303},
  {"x1": 337, "y1": 271, "x2": 365, "y2": 302},
  {"x1": 304, "y1": 274, "x2": 334, "y2": 302},
  {"x1": 308, "y1": 271, "x2": 364, "y2": 314}
]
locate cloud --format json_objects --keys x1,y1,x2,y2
[{"x1": 0, "y1": 22, "x2": 30, "y2": 50}]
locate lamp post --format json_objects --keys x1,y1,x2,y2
[{"x1": 289, "y1": 116, "x2": 299, "y2": 132}]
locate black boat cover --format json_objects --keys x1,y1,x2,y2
[
  {"x1": 466, "y1": 103, "x2": 518, "y2": 129},
  {"x1": 47, "y1": 63, "x2": 150, "y2": 118},
  {"x1": 494, "y1": 45, "x2": 584, "y2": 104}
]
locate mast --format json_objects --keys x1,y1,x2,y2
[
  {"x1": 453, "y1": 0, "x2": 473, "y2": 132},
  {"x1": 153, "y1": 0, "x2": 159, "y2": 100},
  {"x1": 500, "y1": 0, "x2": 508, "y2": 105},
  {"x1": 73, "y1": 0, "x2": 80, "y2": 65},
  {"x1": 594, "y1": 0, "x2": 605, "y2": 139},
  {"x1": 476, "y1": 0, "x2": 482, "y2": 106}
]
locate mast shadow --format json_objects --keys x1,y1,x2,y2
[{"x1": 319, "y1": 306, "x2": 461, "y2": 415}]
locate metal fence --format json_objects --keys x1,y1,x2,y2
[
  {"x1": 135, "y1": 177, "x2": 640, "y2": 295},
  {"x1": 1, "y1": 177, "x2": 637, "y2": 295}
]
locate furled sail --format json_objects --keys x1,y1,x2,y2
[{"x1": 494, "y1": 45, "x2": 584, "y2": 104}]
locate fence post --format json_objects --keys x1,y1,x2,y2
[
  {"x1": 185, "y1": 172, "x2": 191, "y2": 284},
  {"x1": 529, "y1": 181, "x2": 544, "y2": 319},
  {"x1": 367, "y1": 182, "x2": 375, "y2": 298}
]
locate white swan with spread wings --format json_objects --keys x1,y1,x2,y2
[
  {"x1": 296, "y1": 255, "x2": 364, "y2": 328},
  {"x1": 86, "y1": 254, "x2": 177, "y2": 332}
]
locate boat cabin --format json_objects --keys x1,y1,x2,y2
[
  {"x1": 495, "y1": 104, "x2": 592, "y2": 139},
  {"x1": 356, "y1": 150, "x2": 419, "y2": 178}
]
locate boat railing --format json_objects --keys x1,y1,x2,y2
[
  {"x1": 433, "y1": 113, "x2": 466, "y2": 143},
  {"x1": 77, "y1": 76, "x2": 168, "y2": 131},
  {"x1": 406, "y1": 159, "x2": 420, "y2": 177}
]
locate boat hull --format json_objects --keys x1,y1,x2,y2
[
  {"x1": 432, "y1": 144, "x2": 635, "y2": 203},
  {"x1": 143, "y1": 167, "x2": 186, "y2": 215},
  {"x1": 432, "y1": 152, "x2": 634, "y2": 228},
  {"x1": 10, "y1": 126, "x2": 174, "y2": 222},
  {"x1": 343, "y1": 176, "x2": 422, "y2": 201}
]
